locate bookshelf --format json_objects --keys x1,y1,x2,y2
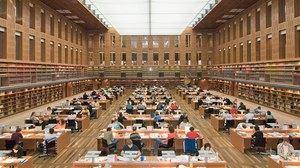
[
  {"x1": 0, "y1": 85, "x2": 63, "y2": 118},
  {"x1": 71, "y1": 81, "x2": 94, "y2": 95},
  {"x1": 207, "y1": 79, "x2": 230, "y2": 95}
]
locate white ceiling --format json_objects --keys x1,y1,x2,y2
[{"x1": 88, "y1": 0, "x2": 209, "y2": 35}]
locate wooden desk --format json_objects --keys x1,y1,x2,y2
[
  {"x1": 122, "y1": 114, "x2": 179, "y2": 127},
  {"x1": 191, "y1": 100, "x2": 198, "y2": 110},
  {"x1": 97, "y1": 130, "x2": 203, "y2": 151},
  {"x1": 100, "y1": 100, "x2": 110, "y2": 110},
  {"x1": 0, "y1": 156, "x2": 33, "y2": 168},
  {"x1": 210, "y1": 114, "x2": 267, "y2": 131},
  {"x1": 0, "y1": 131, "x2": 70, "y2": 153},
  {"x1": 94, "y1": 106, "x2": 102, "y2": 119},
  {"x1": 73, "y1": 156, "x2": 226, "y2": 168},
  {"x1": 230, "y1": 128, "x2": 300, "y2": 153},
  {"x1": 267, "y1": 156, "x2": 300, "y2": 168}
]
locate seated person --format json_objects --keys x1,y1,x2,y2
[
  {"x1": 186, "y1": 127, "x2": 201, "y2": 139},
  {"x1": 73, "y1": 103, "x2": 83, "y2": 110},
  {"x1": 117, "y1": 112, "x2": 127, "y2": 124},
  {"x1": 178, "y1": 112, "x2": 188, "y2": 125},
  {"x1": 35, "y1": 118, "x2": 46, "y2": 130},
  {"x1": 10, "y1": 145, "x2": 24, "y2": 158},
  {"x1": 254, "y1": 106, "x2": 262, "y2": 114},
  {"x1": 82, "y1": 92, "x2": 89, "y2": 100},
  {"x1": 43, "y1": 128, "x2": 57, "y2": 145},
  {"x1": 137, "y1": 102, "x2": 145, "y2": 110},
  {"x1": 154, "y1": 112, "x2": 161, "y2": 122},
  {"x1": 103, "y1": 127, "x2": 119, "y2": 152},
  {"x1": 222, "y1": 111, "x2": 232, "y2": 120},
  {"x1": 251, "y1": 126, "x2": 264, "y2": 148},
  {"x1": 11, "y1": 128, "x2": 23, "y2": 145},
  {"x1": 65, "y1": 99, "x2": 71, "y2": 107},
  {"x1": 198, "y1": 98, "x2": 204, "y2": 106},
  {"x1": 30, "y1": 112, "x2": 39, "y2": 124},
  {"x1": 44, "y1": 107, "x2": 52, "y2": 116},
  {"x1": 230, "y1": 106, "x2": 238, "y2": 115},
  {"x1": 277, "y1": 138, "x2": 294, "y2": 158},
  {"x1": 112, "y1": 119, "x2": 124, "y2": 130},
  {"x1": 81, "y1": 107, "x2": 90, "y2": 116},
  {"x1": 244, "y1": 112, "x2": 254, "y2": 122},
  {"x1": 94, "y1": 100, "x2": 100, "y2": 107},
  {"x1": 200, "y1": 143, "x2": 213, "y2": 151},
  {"x1": 120, "y1": 139, "x2": 141, "y2": 160},
  {"x1": 223, "y1": 98, "x2": 232, "y2": 105},
  {"x1": 153, "y1": 126, "x2": 178, "y2": 155},
  {"x1": 87, "y1": 103, "x2": 96, "y2": 117},
  {"x1": 179, "y1": 119, "x2": 192, "y2": 129},
  {"x1": 126, "y1": 98, "x2": 134, "y2": 105},
  {"x1": 238, "y1": 102, "x2": 246, "y2": 110},
  {"x1": 266, "y1": 111, "x2": 274, "y2": 119},
  {"x1": 170, "y1": 103, "x2": 178, "y2": 110},
  {"x1": 130, "y1": 127, "x2": 141, "y2": 141},
  {"x1": 236, "y1": 123, "x2": 247, "y2": 130},
  {"x1": 54, "y1": 119, "x2": 66, "y2": 129},
  {"x1": 126, "y1": 103, "x2": 134, "y2": 114}
]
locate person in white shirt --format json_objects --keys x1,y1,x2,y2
[
  {"x1": 244, "y1": 112, "x2": 254, "y2": 122},
  {"x1": 222, "y1": 111, "x2": 232, "y2": 120},
  {"x1": 277, "y1": 138, "x2": 294, "y2": 158},
  {"x1": 236, "y1": 123, "x2": 247, "y2": 130},
  {"x1": 43, "y1": 128, "x2": 57, "y2": 145},
  {"x1": 179, "y1": 119, "x2": 192, "y2": 129}
]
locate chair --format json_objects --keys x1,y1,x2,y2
[
  {"x1": 135, "y1": 119, "x2": 145, "y2": 127},
  {"x1": 132, "y1": 139, "x2": 143, "y2": 151},
  {"x1": 67, "y1": 119, "x2": 80, "y2": 133},
  {"x1": 184, "y1": 138, "x2": 198, "y2": 155},
  {"x1": 48, "y1": 119, "x2": 57, "y2": 124},
  {"x1": 39, "y1": 137, "x2": 57, "y2": 159},
  {"x1": 206, "y1": 108, "x2": 214, "y2": 119},
  {"x1": 266, "y1": 119, "x2": 276, "y2": 123},
  {"x1": 102, "y1": 139, "x2": 117, "y2": 154},
  {"x1": 5, "y1": 140, "x2": 16, "y2": 150},
  {"x1": 252, "y1": 137, "x2": 267, "y2": 157},
  {"x1": 224, "y1": 120, "x2": 234, "y2": 133},
  {"x1": 158, "y1": 138, "x2": 175, "y2": 156}
]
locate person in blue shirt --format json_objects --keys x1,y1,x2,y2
[
  {"x1": 120, "y1": 139, "x2": 141, "y2": 160},
  {"x1": 112, "y1": 119, "x2": 124, "y2": 130},
  {"x1": 83, "y1": 92, "x2": 88, "y2": 100},
  {"x1": 154, "y1": 112, "x2": 161, "y2": 122},
  {"x1": 126, "y1": 103, "x2": 134, "y2": 114}
]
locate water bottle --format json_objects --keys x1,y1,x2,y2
[{"x1": 140, "y1": 154, "x2": 144, "y2": 161}]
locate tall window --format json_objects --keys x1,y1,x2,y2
[
  {"x1": 197, "y1": 52, "x2": 202, "y2": 65},
  {"x1": 228, "y1": 47, "x2": 231, "y2": 63},
  {"x1": 131, "y1": 36, "x2": 137, "y2": 48},
  {"x1": 50, "y1": 15, "x2": 54, "y2": 35},
  {"x1": 99, "y1": 34, "x2": 105, "y2": 48},
  {"x1": 75, "y1": 29, "x2": 78, "y2": 44},
  {"x1": 75, "y1": 49, "x2": 78, "y2": 64},
  {"x1": 58, "y1": 44, "x2": 62, "y2": 63},
  {"x1": 239, "y1": 18, "x2": 243, "y2": 37},
  {"x1": 295, "y1": 0, "x2": 300, "y2": 17},
  {"x1": 296, "y1": 26, "x2": 300, "y2": 57},
  {"x1": 266, "y1": 1, "x2": 272, "y2": 28},
  {"x1": 70, "y1": 48, "x2": 74, "y2": 64},
  {"x1": 233, "y1": 22, "x2": 236, "y2": 40},
  {"x1": 65, "y1": 23, "x2": 68, "y2": 41},
  {"x1": 233, "y1": 45, "x2": 237, "y2": 63},
  {"x1": 142, "y1": 36, "x2": 148, "y2": 48},
  {"x1": 247, "y1": 41, "x2": 251, "y2": 62},
  {"x1": 256, "y1": 38, "x2": 261, "y2": 61},
  {"x1": 110, "y1": 33, "x2": 115, "y2": 47},
  {"x1": 29, "y1": 3, "x2": 35, "y2": 29},
  {"x1": 99, "y1": 52, "x2": 105, "y2": 65},
  {"x1": 0, "y1": 0, "x2": 7, "y2": 19},
  {"x1": 164, "y1": 36, "x2": 169, "y2": 48},
  {"x1": 15, "y1": 32, "x2": 22, "y2": 60},
  {"x1": 239, "y1": 43, "x2": 243, "y2": 62},
  {"x1": 58, "y1": 19, "x2": 62, "y2": 38},
  {"x1": 110, "y1": 52, "x2": 116, "y2": 65},
  {"x1": 266, "y1": 34, "x2": 272, "y2": 60},
  {"x1": 50, "y1": 41, "x2": 54, "y2": 63},
  {"x1": 121, "y1": 53, "x2": 126, "y2": 65},
  {"x1": 247, "y1": 14, "x2": 251, "y2": 35},
  {"x1": 208, "y1": 33, "x2": 213, "y2": 48},
  {"x1": 185, "y1": 52, "x2": 191, "y2": 65},
  {"x1": 255, "y1": 8, "x2": 260, "y2": 32},
  {"x1": 227, "y1": 26, "x2": 230, "y2": 42},
  {"x1": 218, "y1": 31, "x2": 221, "y2": 44},
  {"x1": 40, "y1": 9, "x2": 45, "y2": 33},
  {"x1": 0, "y1": 27, "x2": 5, "y2": 58},
  {"x1": 80, "y1": 32, "x2": 83, "y2": 45},
  {"x1": 15, "y1": 0, "x2": 22, "y2": 24},
  {"x1": 153, "y1": 36, "x2": 159, "y2": 48},
  {"x1": 80, "y1": 50, "x2": 82, "y2": 64},
  {"x1": 196, "y1": 34, "x2": 202, "y2": 48},
  {"x1": 279, "y1": 0, "x2": 286, "y2": 23},
  {"x1": 142, "y1": 52, "x2": 148, "y2": 65},
  {"x1": 153, "y1": 53, "x2": 159, "y2": 65},
  {"x1": 29, "y1": 35, "x2": 35, "y2": 61},
  {"x1": 175, "y1": 52, "x2": 180, "y2": 65},
  {"x1": 164, "y1": 53, "x2": 169, "y2": 65},
  {"x1": 279, "y1": 30, "x2": 286, "y2": 59},
  {"x1": 41, "y1": 39, "x2": 45, "y2": 62},
  {"x1": 174, "y1": 36, "x2": 180, "y2": 47},
  {"x1": 64, "y1": 46, "x2": 68, "y2": 64},
  {"x1": 70, "y1": 27, "x2": 73, "y2": 43},
  {"x1": 121, "y1": 36, "x2": 126, "y2": 48},
  {"x1": 185, "y1": 34, "x2": 191, "y2": 47},
  {"x1": 131, "y1": 52, "x2": 137, "y2": 65},
  {"x1": 222, "y1": 49, "x2": 225, "y2": 64},
  {"x1": 223, "y1": 28, "x2": 225, "y2": 44}
]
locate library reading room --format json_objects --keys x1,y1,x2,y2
[{"x1": 0, "y1": 0, "x2": 300, "y2": 167}]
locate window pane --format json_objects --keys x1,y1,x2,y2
[
  {"x1": 131, "y1": 36, "x2": 137, "y2": 48},
  {"x1": 153, "y1": 36, "x2": 159, "y2": 48},
  {"x1": 164, "y1": 36, "x2": 169, "y2": 48},
  {"x1": 142, "y1": 36, "x2": 148, "y2": 48}
]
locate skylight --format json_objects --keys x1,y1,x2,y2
[{"x1": 88, "y1": 0, "x2": 209, "y2": 35}]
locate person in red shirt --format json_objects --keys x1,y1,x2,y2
[
  {"x1": 153, "y1": 126, "x2": 178, "y2": 155},
  {"x1": 170, "y1": 103, "x2": 178, "y2": 110},
  {"x1": 11, "y1": 128, "x2": 23, "y2": 146},
  {"x1": 230, "y1": 106, "x2": 238, "y2": 115},
  {"x1": 186, "y1": 127, "x2": 201, "y2": 139}
]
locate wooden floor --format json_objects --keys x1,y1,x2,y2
[{"x1": 4, "y1": 89, "x2": 296, "y2": 167}]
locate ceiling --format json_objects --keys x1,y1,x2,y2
[{"x1": 88, "y1": 0, "x2": 210, "y2": 35}]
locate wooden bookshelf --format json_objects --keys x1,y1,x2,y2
[
  {"x1": 71, "y1": 81, "x2": 94, "y2": 95},
  {"x1": 0, "y1": 85, "x2": 63, "y2": 118},
  {"x1": 109, "y1": 79, "x2": 184, "y2": 89},
  {"x1": 207, "y1": 79, "x2": 230, "y2": 95}
]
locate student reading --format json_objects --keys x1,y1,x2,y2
[{"x1": 120, "y1": 139, "x2": 141, "y2": 160}]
